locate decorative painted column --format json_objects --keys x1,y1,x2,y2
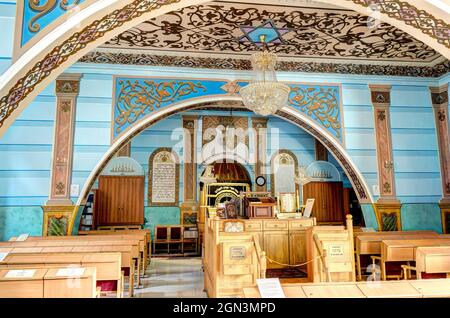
[
  {"x1": 47, "y1": 73, "x2": 81, "y2": 205},
  {"x1": 181, "y1": 115, "x2": 199, "y2": 225},
  {"x1": 429, "y1": 85, "x2": 450, "y2": 233},
  {"x1": 369, "y1": 85, "x2": 402, "y2": 231},
  {"x1": 43, "y1": 73, "x2": 81, "y2": 236},
  {"x1": 252, "y1": 118, "x2": 268, "y2": 192}
]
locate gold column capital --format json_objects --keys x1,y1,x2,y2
[
  {"x1": 369, "y1": 84, "x2": 392, "y2": 107},
  {"x1": 55, "y1": 73, "x2": 82, "y2": 96}
]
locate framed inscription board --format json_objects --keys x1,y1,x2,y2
[{"x1": 148, "y1": 148, "x2": 180, "y2": 206}]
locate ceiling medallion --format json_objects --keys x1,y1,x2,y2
[{"x1": 239, "y1": 21, "x2": 291, "y2": 116}]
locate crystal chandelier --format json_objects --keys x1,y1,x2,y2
[{"x1": 240, "y1": 38, "x2": 290, "y2": 116}]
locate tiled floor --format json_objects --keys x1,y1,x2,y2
[{"x1": 134, "y1": 257, "x2": 207, "y2": 298}]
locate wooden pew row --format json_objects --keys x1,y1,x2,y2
[
  {"x1": 0, "y1": 243, "x2": 137, "y2": 296},
  {"x1": 0, "y1": 252, "x2": 123, "y2": 298},
  {"x1": 0, "y1": 267, "x2": 98, "y2": 298},
  {"x1": 0, "y1": 239, "x2": 140, "y2": 275},
  {"x1": 27, "y1": 234, "x2": 148, "y2": 276},
  {"x1": 401, "y1": 246, "x2": 450, "y2": 279},
  {"x1": 78, "y1": 229, "x2": 151, "y2": 269},
  {"x1": 22, "y1": 234, "x2": 145, "y2": 283},
  {"x1": 355, "y1": 231, "x2": 440, "y2": 280},
  {"x1": 77, "y1": 229, "x2": 150, "y2": 254},
  {"x1": 243, "y1": 279, "x2": 450, "y2": 298},
  {"x1": 380, "y1": 236, "x2": 450, "y2": 280},
  {"x1": 415, "y1": 246, "x2": 450, "y2": 279},
  {"x1": 0, "y1": 237, "x2": 140, "y2": 296}
]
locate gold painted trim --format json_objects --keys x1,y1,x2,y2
[
  {"x1": 374, "y1": 203, "x2": 402, "y2": 231},
  {"x1": 42, "y1": 205, "x2": 79, "y2": 236}
]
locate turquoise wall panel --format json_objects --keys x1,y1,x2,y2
[
  {"x1": 71, "y1": 205, "x2": 84, "y2": 235},
  {"x1": 390, "y1": 86, "x2": 431, "y2": 108},
  {"x1": 0, "y1": 2, "x2": 15, "y2": 75},
  {"x1": 401, "y1": 204, "x2": 442, "y2": 233},
  {"x1": 0, "y1": 206, "x2": 43, "y2": 240},
  {"x1": 0, "y1": 15, "x2": 14, "y2": 58},
  {"x1": 144, "y1": 207, "x2": 180, "y2": 239},
  {"x1": 361, "y1": 204, "x2": 379, "y2": 230}
]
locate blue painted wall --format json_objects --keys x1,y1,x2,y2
[{"x1": 0, "y1": 1, "x2": 15, "y2": 75}]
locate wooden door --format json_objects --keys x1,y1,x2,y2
[
  {"x1": 302, "y1": 182, "x2": 344, "y2": 223},
  {"x1": 95, "y1": 176, "x2": 144, "y2": 226},
  {"x1": 289, "y1": 230, "x2": 307, "y2": 265},
  {"x1": 263, "y1": 231, "x2": 289, "y2": 269}
]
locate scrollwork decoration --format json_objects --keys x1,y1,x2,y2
[
  {"x1": 115, "y1": 79, "x2": 206, "y2": 134},
  {"x1": 104, "y1": 2, "x2": 440, "y2": 61},
  {"x1": 28, "y1": 0, "x2": 82, "y2": 33},
  {"x1": 288, "y1": 86, "x2": 341, "y2": 139}
]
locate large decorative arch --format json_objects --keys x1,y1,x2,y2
[
  {"x1": 75, "y1": 96, "x2": 374, "y2": 210},
  {"x1": 0, "y1": 0, "x2": 449, "y2": 138}
]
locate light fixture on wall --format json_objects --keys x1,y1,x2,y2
[{"x1": 240, "y1": 34, "x2": 290, "y2": 116}]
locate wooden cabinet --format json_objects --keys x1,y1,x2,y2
[
  {"x1": 289, "y1": 231, "x2": 308, "y2": 265},
  {"x1": 95, "y1": 176, "x2": 144, "y2": 227},
  {"x1": 302, "y1": 181, "x2": 344, "y2": 223},
  {"x1": 263, "y1": 231, "x2": 289, "y2": 269},
  {"x1": 218, "y1": 218, "x2": 316, "y2": 270}
]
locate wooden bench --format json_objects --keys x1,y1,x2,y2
[
  {"x1": 78, "y1": 230, "x2": 151, "y2": 270},
  {"x1": 0, "y1": 240, "x2": 139, "y2": 295},
  {"x1": 24, "y1": 234, "x2": 146, "y2": 282},
  {"x1": 380, "y1": 237, "x2": 450, "y2": 280},
  {"x1": 0, "y1": 252, "x2": 123, "y2": 297},
  {"x1": 402, "y1": 246, "x2": 450, "y2": 279},
  {"x1": 242, "y1": 279, "x2": 450, "y2": 298},
  {"x1": 29, "y1": 234, "x2": 148, "y2": 275},
  {"x1": 355, "y1": 231, "x2": 439, "y2": 280},
  {"x1": 0, "y1": 267, "x2": 98, "y2": 298}
]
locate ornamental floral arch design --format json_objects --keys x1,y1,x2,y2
[
  {"x1": 75, "y1": 97, "x2": 374, "y2": 218},
  {"x1": 0, "y1": 0, "x2": 449, "y2": 139}
]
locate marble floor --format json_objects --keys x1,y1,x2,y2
[{"x1": 134, "y1": 257, "x2": 207, "y2": 298}]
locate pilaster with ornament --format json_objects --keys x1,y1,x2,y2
[
  {"x1": 252, "y1": 117, "x2": 268, "y2": 192},
  {"x1": 369, "y1": 84, "x2": 401, "y2": 230},
  {"x1": 430, "y1": 85, "x2": 450, "y2": 233},
  {"x1": 43, "y1": 73, "x2": 81, "y2": 235},
  {"x1": 47, "y1": 73, "x2": 81, "y2": 205}
]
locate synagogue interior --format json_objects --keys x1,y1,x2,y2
[{"x1": 0, "y1": 0, "x2": 449, "y2": 299}]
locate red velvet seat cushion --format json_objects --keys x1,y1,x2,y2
[
  {"x1": 420, "y1": 272, "x2": 446, "y2": 279},
  {"x1": 97, "y1": 280, "x2": 117, "y2": 291}
]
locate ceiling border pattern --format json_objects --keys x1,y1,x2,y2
[{"x1": 80, "y1": 51, "x2": 450, "y2": 77}]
